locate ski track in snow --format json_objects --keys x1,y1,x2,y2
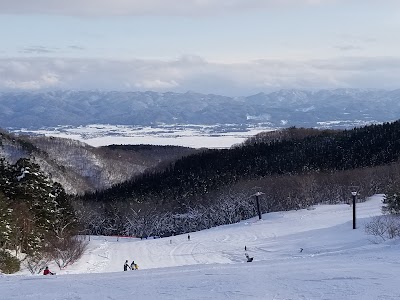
[
  {"x1": 2, "y1": 194, "x2": 400, "y2": 300},
  {"x1": 55, "y1": 195, "x2": 393, "y2": 272}
]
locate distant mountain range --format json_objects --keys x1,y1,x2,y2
[{"x1": 1, "y1": 89, "x2": 399, "y2": 129}]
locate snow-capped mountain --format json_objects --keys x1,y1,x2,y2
[{"x1": 1, "y1": 89, "x2": 399, "y2": 129}]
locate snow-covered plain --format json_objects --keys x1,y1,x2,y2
[
  {"x1": 12, "y1": 124, "x2": 274, "y2": 148},
  {"x1": 2, "y1": 195, "x2": 399, "y2": 299}
]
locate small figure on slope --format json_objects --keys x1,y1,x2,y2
[
  {"x1": 130, "y1": 260, "x2": 136, "y2": 270},
  {"x1": 43, "y1": 266, "x2": 55, "y2": 275},
  {"x1": 124, "y1": 260, "x2": 131, "y2": 271},
  {"x1": 188, "y1": 234, "x2": 190, "y2": 241},
  {"x1": 245, "y1": 253, "x2": 253, "y2": 262}
]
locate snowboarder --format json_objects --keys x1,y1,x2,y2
[
  {"x1": 300, "y1": 248, "x2": 304, "y2": 253},
  {"x1": 124, "y1": 260, "x2": 131, "y2": 271},
  {"x1": 43, "y1": 266, "x2": 55, "y2": 275},
  {"x1": 245, "y1": 253, "x2": 253, "y2": 262},
  {"x1": 130, "y1": 260, "x2": 136, "y2": 270}
]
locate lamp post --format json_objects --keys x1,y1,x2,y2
[
  {"x1": 351, "y1": 191, "x2": 357, "y2": 229},
  {"x1": 253, "y1": 192, "x2": 264, "y2": 220}
]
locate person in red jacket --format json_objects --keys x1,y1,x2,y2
[{"x1": 43, "y1": 266, "x2": 55, "y2": 275}]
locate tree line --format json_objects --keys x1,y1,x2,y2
[
  {"x1": 0, "y1": 158, "x2": 85, "y2": 274},
  {"x1": 76, "y1": 121, "x2": 400, "y2": 237}
]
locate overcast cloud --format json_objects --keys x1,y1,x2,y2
[
  {"x1": 0, "y1": 0, "x2": 336, "y2": 16},
  {"x1": 0, "y1": 1, "x2": 399, "y2": 94},
  {"x1": 1, "y1": 56, "x2": 399, "y2": 95}
]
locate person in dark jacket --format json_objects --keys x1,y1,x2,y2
[
  {"x1": 130, "y1": 260, "x2": 136, "y2": 270},
  {"x1": 124, "y1": 260, "x2": 131, "y2": 271},
  {"x1": 245, "y1": 253, "x2": 253, "y2": 262},
  {"x1": 43, "y1": 266, "x2": 54, "y2": 275}
]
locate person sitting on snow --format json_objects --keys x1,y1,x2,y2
[
  {"x1": 245, "y1": 253, "x2": 253, "y2": 262},
  {"x1": 43, "y1": 266, "x2": 55, "y2": 275},
  {"x1": 130, "y1": 260, "x2": 136, "y2": 270}
]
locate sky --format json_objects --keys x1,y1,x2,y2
[
  {"x1": 2, "y1": 195, "x2": 399, "y2": 299},
  {"x1": 1, "y1": 0, "x2": 400, "y2": 95}
]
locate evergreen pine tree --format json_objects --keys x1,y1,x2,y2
[
  {"x1": 0, "y1": 158, "x2": 76, "y2": 256},
  {"x1": 0, "y1": 192, "x2": 12, "y2": 248},
  {"x1": 383, "y1": 188, "x2": 400, "y2": 214}
]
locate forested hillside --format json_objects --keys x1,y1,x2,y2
[
  {"x1": 0, "y1": 132, "x2": 197, "y2": 273},
  {"x1": 84, "y1": 121, "x2": 400, "y2": 204},
  {"x1": 0, "y1": 130, "x2": 198, "y2": 194},
  {"x1": 1, "y1": 89, "x2": 400, "y2": 129},
  {"x1": 0, "y1": 157, "x2": 78, "y2": 273},
  {"x1": 76, "y1": 121, "x2": 400, "y2": 238}
]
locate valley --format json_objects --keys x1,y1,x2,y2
[{"x1": 11, "y1": 123, "x2": 275, "y2": 148}]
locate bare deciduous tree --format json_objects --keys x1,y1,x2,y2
[
  {"x1": 49, "y1": 236, "x2": 88, "y2": 270},
  {"x1": 365, "y1": 215, "x2": 400, "y2": 242},
  {"x1": 23, "y1": 253, "x2": 50, "y2": 275}
]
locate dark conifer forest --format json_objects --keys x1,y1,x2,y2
[
  {"x1": 82, "y1": 122, "x2": 400, "y2": 204},
  {"x1": 75, "y1": 121, "x2": 400, "y2": 237}
]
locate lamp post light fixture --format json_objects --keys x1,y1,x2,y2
[
  {"x1": 252, "y1": 192, "x2": 264, "y2": 220},
  {"x1": 351, "y1": 191, "x2": 357, "y2": 229}
]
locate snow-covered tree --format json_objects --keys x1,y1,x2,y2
[
  {"x1": 383, "y1": 189, "x2": 400, "y2": 214},
  {"x1": 0, "y1": 157, "x2": 77, "y2": 260},
  {"x1": 0, "y1": 192, "x2": 12, "y2": 248}
]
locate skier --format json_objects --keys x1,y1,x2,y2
[
  {"x1": 188, "y1": 234, "x2": 190, "y2": 241},
  {"x1": 124, "y1": 260, "x2": 131, "y2": 271},
  {"x1": 130, "y1": 260, "x2": 136, "y2": 270},
  {"x1": 43, "y1": 266, "x2": 55, "y2": 275}
]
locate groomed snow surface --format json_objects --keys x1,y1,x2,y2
[{"x1": 1, "y1": 195, "x2": 399, "y2": 299}]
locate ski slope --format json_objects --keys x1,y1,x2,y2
[{"x1": 2, "y1": 195, "x2": 399, "y2": 299}]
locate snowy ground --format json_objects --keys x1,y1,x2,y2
[
  {"x1": 2, "y1": 195, "x2": 399, "y2": 299},
  {"x1": 12, "y1": 123, "x2": 274, "y2": 148}
]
